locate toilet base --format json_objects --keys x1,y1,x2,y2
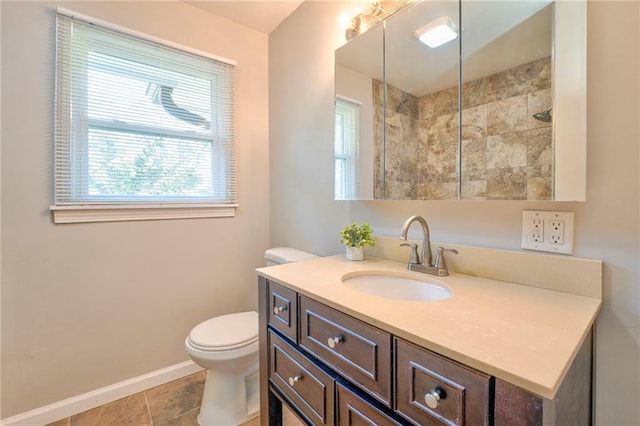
[{"x1": 197, "y1": 367, "x2": 259, "y2": 426}]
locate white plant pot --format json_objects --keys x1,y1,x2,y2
[{"x1": 346, "y1": 246, "x2": 365, "y2": 261}]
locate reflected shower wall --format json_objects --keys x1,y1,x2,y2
[{"x1": 374, "y1": 56, "x2": 552, "y2": 200}]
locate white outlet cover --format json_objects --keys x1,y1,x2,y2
[{"x1": 522, "y1": 210, "x2": 574, "y2": 255}]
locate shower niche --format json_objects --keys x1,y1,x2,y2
[{"x1": 334, "y1": 0, "x2": 586, "y2": 201}]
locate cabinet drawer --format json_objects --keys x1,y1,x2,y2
[
  {"x1": 268, "y1": 281, "x2": 297, "y2": 341},
  {"x1": 395, "y1": 338, "x2": 491, "y2": 426},
  {"x1": 337, "y1": 382, "x2": 403, "y2": 426},
  {"x1": 299, "y1": 296, "x2": 392, "y2": 406},
  {"x1": 269, "y1": 330, "x2": 336, "y2": 425}
]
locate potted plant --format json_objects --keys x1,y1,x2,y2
[{"x1": 339, "y1": 223, "x2": 376, "y2": 261}]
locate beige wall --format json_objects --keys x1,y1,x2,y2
[
  {"x1": 1, "y1": 1, "x2": 269, "y2": 417},
  {"x1": 269, "y1": 1, "x2": 350, "y2": 254},
  {"x1": 270, "y1": 1, "x2": 640, "y2": 425}
]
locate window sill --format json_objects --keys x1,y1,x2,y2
[{"x1": 50, "y1": 204, "x2": 238, "y2": 224}]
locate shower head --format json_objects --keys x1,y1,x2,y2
[{"x1": 533, "y1": 107, "x2": 552, "y2": 123}]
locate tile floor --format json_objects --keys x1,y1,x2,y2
[{"x1": 45, "y1": 372, "x2": 303, "y2": 426}]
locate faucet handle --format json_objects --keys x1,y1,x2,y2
[
  {"x1": 434, "y1": 247, "x2": 458, "y2": 272},
  {"x1": 400, "y1": 243, "x2": 421, "y2": 265}
]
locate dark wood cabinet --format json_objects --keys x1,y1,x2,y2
[
  {"x1": 259, "y1": 277, "x2": 593, "y2": 426},
  {"x1": 493, "y1": 333, "x2": 593, "y2": 426},
  {"x1": 299, "y1": 296, "x2": 392, "y2": 407},
  {"x1": 336, "y1": 382, "x2": 403, "y2": 426},
  {"x1": 395, "y1": 338, "x2": 491, "y2": 426},
  {"x1": 268, "y1": 281, "x2": 298, "y2": 342},
  {"x1": 269, "y1": 330, "x2": 336, "y2": 425},
  {"x1": 494, "y1": 379, "x2": 543, "y2": 426}
]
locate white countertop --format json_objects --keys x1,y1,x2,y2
[{"x1": 257, "y1": 255, "x2": 601, "y2": 399}]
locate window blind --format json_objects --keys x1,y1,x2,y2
[
  {"x1": 335, "y1": 97, "x2": 361, "y2": 200},
  {"x1": 54, "y1": 10, "x2": 236, "y2": 207}
]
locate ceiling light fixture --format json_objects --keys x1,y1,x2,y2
[
  {"x1": 414, "y1": 16, "x2": 458, "y2": 48},
  {"x1": 342, "y1": 0, "x2": 411, "y2": 41},
  {"x1": 344, "y1": 1, "x2": 384, "y2": 41}
]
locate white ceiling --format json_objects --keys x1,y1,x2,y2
[
  {"x1": 183, "y1": 1, "x2": 304, "y2": 34},
  {"x1": 337, "y1": 0, "x2": 553, "y2": 97},
  {"x1": 186, "y1": 1, "x2": 553, "y2": 96}
]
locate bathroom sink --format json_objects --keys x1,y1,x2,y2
[{"x1": 341, "y1": 271, "x2": 452, "y2": 301}]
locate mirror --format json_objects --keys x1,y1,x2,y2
[
  {"x1": 460, "y1": 1, "x2": 553, "y2": 200},
  {"x1": 382, "y1": 0, "x2": 460, "y2": 200},
  {"x1": 334, "y1": 0, "x2": 586, "y2": 201},
  {"x1": 335, "y1": 22, "x2": 383, "y2": 200}
]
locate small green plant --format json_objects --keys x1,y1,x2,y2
[{"x1": 339, "y1": 223, "x2": 376, "y2": 248}]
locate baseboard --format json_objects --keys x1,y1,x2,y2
[{"x1": 1, "y1": 360, "x2": 203, "y2": 426}]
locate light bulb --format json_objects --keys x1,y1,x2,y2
[{"x1": 414, "y1": 17, "x2": 458, "y2": 48}]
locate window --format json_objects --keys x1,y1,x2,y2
[
  {"x1": 334, "y1": 97, "x2": 360, "y2": 200},
  {"x1": 52, "y1": 9, "x2": 236, "y2": 223}
]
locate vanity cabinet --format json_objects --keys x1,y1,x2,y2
[
  {"x1": 336, "y1": 382, "x2": 403, "y2": 426},
  {"x1": 395, "y1": 339, "x2": 491, "y2": 425},
  {"x1": 259, "y1": 276, "x2": 593, "y2": 426},
  {"x1": 269, "y1": 330, "x2": 336, "y2": 425},
  {"x1": 299, "y1": 296, "x2": 392, "y2": 407},
  {"x1": 268, "y1": 281, "x2": 298, "y2": 341}
]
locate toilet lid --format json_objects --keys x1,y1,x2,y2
[{"x1": 189, "y1": 311, "x2": 258, "y2": 350}]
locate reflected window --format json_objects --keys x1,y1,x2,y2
[{"x1": 334, "y1": 97, "x2": 361, "y2": 200}]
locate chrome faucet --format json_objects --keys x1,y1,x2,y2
[
  {"x1": 400, "y1": 215, "x2": 432, "y2": 267},
  {"x1": 399, "y1": 215, "x2": 458, "y2": 276}
]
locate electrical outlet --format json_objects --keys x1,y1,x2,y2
[
  {"x1": 522, "y1": 210, "x2": 574, "y2": 254},
  {"x1": 550, "y1": 220, "x2": 564, "y2": 244},
  {"x1": 531, "y1": 219, "x2": 544, "y2": 242}
]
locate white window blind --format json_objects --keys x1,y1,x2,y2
[
  {"x1": 53, "y1": 10, "x2": 236, "y2": 222},
  {"x1": 335, "y1": 97, "x2": 360, "y2": 200}
]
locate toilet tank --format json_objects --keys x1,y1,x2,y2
[{"x1": 264, "y1": 247, "x2": 318, "y2": 266}]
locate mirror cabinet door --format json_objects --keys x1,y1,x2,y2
[
  {"x1": 334, "y1": 0, "x2": 586, "y2": 201},
  {"x1": 335, "y1": 22, "x2": 384, "y2": 200},
  {"x1": 382, "y1": 0, "x2": 460, "y2": 200},
  {"x1": 460, "y1": 1, "x2": 554, "y2": 200}
]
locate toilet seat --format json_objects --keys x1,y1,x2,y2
[{"x1": 188, "y1": 311, "x2": 258, "y2": 352}]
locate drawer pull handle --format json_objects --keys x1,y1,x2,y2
[
  {"x1": 273, "y1": 305, "x2": 287, "y2": 315},
  {"x1": 327, "y1": 336, "x2": 343, "y2": 348},
  {"x1": 424, "y1": 387, "x2": 446, "y2": 409},
  {"x1": 288, "y1": 375, "x2": 302, "y2": 387}
]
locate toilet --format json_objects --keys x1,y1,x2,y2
[{"x1": 185, "y1": 247, "x2": 318, "y2": 426}]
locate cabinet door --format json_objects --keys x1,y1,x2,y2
[
  {"x1": 494, "y1": 379, "x2": 543, "y2": 426},
  {"x1": 268, "y1": 280, "x2": 298, "y2": 342},
  {"x1": 299, "y1": 296, "x2": 392, "y2": 406},
  {"x1": 269, "y1": 330, "x2": 336, "y2": 425},
  {"x1": 395, "y1": 338, "x2": 491, "y2": 426},
  {"x1": 337, "y1": 382, "x2": 404, "y2": 426}
]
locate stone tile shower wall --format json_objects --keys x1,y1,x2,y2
[
  {"x1": 373, "y1": 81, "x2": 421, "y2": 199},
  {"x1": 374, "y1": 56, "x2": 552, "y2": 200}
]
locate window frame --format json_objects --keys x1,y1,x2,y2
[{"x1": 51, "y1": 8, "x2": 238, "y2": 224}]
